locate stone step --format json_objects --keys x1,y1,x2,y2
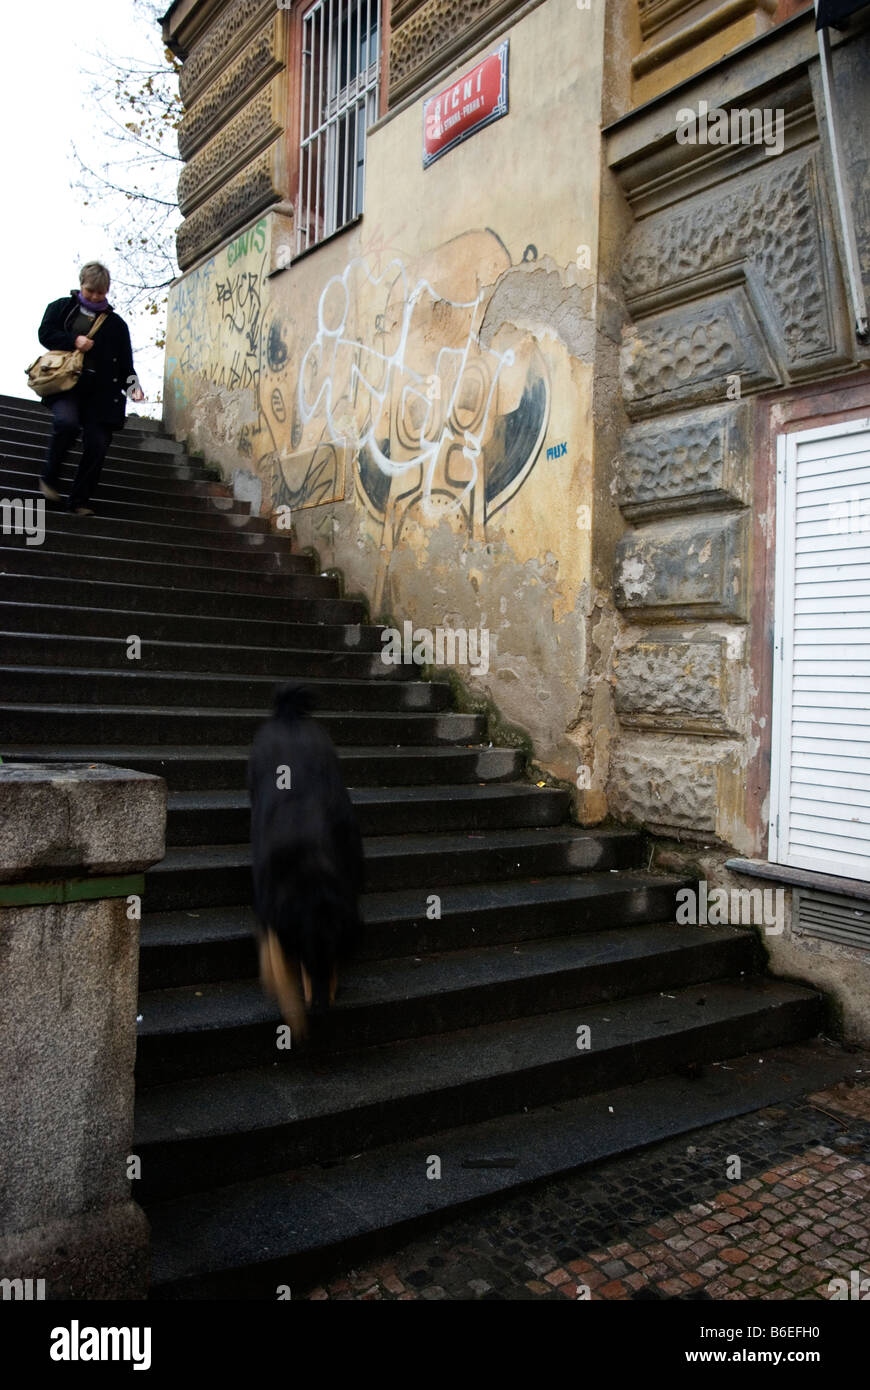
[
  {"x1": 0, "y1": 666, "x2": 450, "y2": 715},
  {"x1": 144, "y1": 1036, "x2": 842, "y2": 1297},
  {"x1": 0, "y1": 464, "x2": 250, "y2": 519},
  {"x1": 138, "y1": 871, "x2": 690, "y2": 987},
  {"x1": 134, "y1": 975, "x2": 820, "y2": 1203},
  {"x1": 162, "y1": 782, "x2": 571, "y2": 847},
  {"x1": 1, "y1": 431, "x2": 207, "y2": 479},
  {"x1": 0, "y1": 504, "x2": 292, "y2": 553},
  {"x1": 0, "y1": 526, "x2": 311, "y2": 574},
  {"x1": 0, "y1": 601, "x2": 385, "y2": 651},
  {"x1": 0, "y1": 572, "x2": 361, "y2": 623},
  {"x1": 5, "y1": 743, "x2": 522, "y2": 791},
  {"x1": 141, "y1": 923, "x2": 745, "y2": 1093},
  {"x1": 1, "y1": 401, "x2": 170, "y2": 441},
  {"x1": 0, "y1": 546, "x2": 338, "y2": 599},
  {"x1": 0, "y1": 409, "x2": 181, "y2": 446},
  {"x1": 1, "y1": 393, "x2": 60, "y2": 410},
  {"x1": 0, "y1": 391, "x2": 826, "y2": 1304},
  {"x1": 0, "y1": 477, "x2": 271, "y2": 533},
  {"x1": 0, "y1": 396, "x2": 168, "y2": 441},
  {"x1": 142, "y1": 827, "x2": 644, "y2": 917},
  {"x1": 1, "y1": 704, "x2": 486, "y2": 749},
  {"x1": 0, "y1": 630, "x2": 411, "y2": 680}
]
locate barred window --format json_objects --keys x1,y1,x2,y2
[{"x1": 298, "y1": 0, "x2": 381, "y2": 254}]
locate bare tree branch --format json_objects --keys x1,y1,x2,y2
[{"x1": 70, "y1": 0, "x2": 183, "y2": 339}]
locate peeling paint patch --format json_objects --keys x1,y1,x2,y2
[
  {"x1": 232, "y1": 468, "x2": 262, "y2": 512},
  {"x1": 618, "y1": 554, "x2": 650, "y2": 601},
  {"x1": 480, "y1": 264, "x2": 596, "y2": 363}
]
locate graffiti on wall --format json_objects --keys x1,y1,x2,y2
[
  {"x1": 165, "y1": 257, "x2": 216, "y2": 412},
  {"x1": 274, "y1": 228, "x2": 550, "y2": 549},
  {"x1": 166, "y1": 225, "x2": 552, "y2": 558},
  {"x1": 166, "y1": 218, "x2": 291, "y2": 472}
]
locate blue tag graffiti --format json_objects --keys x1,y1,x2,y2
[{"x1": 546, "y1": 441, "x2": 567, "y2": 460}]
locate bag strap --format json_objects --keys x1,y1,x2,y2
[{"x1": 88, "y1": 313, "x2": 109, "y2": 338}]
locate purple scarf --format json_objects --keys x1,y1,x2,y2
[{"x1": 75, "y1": 290, "x2": 111, "y2": 315}]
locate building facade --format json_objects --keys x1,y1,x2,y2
[{"x1": 161, "y1": 0, "x2": 870, "y2": 1036}]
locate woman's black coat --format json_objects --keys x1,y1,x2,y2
[{"x1": 38, "y1": 293, "x2": 136, "y2": 429}]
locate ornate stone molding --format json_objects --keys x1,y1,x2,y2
[
  {"x1": 178, "y1": 13, "x2": 285, "y2": 162},
  {"x1": 622, "y1": 153, "x2": 839, "y2": 375},
  {"x1": 392, "y1": 0, "x2": 431, "y2": 23},
  {"x1": 163, "y1": 0, "x2": 229, "y2": 58},
  {"x1": 180, "y1": 0, "x2": 275, "y2": 108},
  {"x1": 637, "y1": 0, "x2": 706, "y2": 43},
  {"x1": 633, "y1": 0, "x2": 777, "y2": 80},
  {"x1": 176, "y1": 137, "x2": 287, "y2": 270},
  {"x1": 389, "y1": 0, "x2": 527, "y2": 105},
  {"x1": 178, "y1": 76, "x2": 286, "y2": 216},
  {"x1": 621, "y1": 288, "x2": 778, "y2": 417},
  {"x1": 616, "y1": 403, "x2": 750, "y2": 520}
]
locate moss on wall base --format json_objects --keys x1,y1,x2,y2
[{"x1": 435, "y1": 666, "x2": 534, "y2": 762}]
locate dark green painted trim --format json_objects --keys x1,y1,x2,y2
[{"x1": 0, "y1": 874, "x2": 145, "y2": 907}]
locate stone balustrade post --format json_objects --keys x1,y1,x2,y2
[{"x1": 0, "y1": 763, "x2": 166, "y2": 1300}]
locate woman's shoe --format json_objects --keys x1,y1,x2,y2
[
  {"x1": 71, "y1": 506, "x2": 96, "y2": 516},
  {"x1": 39, "y1": 480, "x2": 62, "y2": 502}
]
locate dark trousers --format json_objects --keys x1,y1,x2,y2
[{"x1": 43, "y1": 391, "x2": 113, "y2": 509}]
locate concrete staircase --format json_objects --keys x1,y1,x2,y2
[{"x1": 0, "y1": 393, "x2": 831, "y2": 1298}]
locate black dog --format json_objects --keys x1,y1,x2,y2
[{"x1": 247, "y1": 684, "x2": 364, "y2": 1041}]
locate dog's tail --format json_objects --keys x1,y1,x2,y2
[{"x1": 272, "y1": 682, "x2": 314, "y2": 721}]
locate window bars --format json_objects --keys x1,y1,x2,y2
[{"x1": 298, "y1": 0, "x2": 381, "y2": 255}]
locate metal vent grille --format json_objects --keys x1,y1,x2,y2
[{"x1": 793, "y1": 887, "x2": 870, "y2": 949}]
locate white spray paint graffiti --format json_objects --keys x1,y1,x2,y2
[{"x1": 297, "y1": 255, "x2": 519, "y2": 518}]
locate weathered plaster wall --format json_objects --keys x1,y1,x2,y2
[{"x1": 165, "y1": 0, "x2": 614, "y2": 791}]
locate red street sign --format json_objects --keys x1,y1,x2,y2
[{"x1": 423, "y1": 40, "x2": 509, "y2": 168}]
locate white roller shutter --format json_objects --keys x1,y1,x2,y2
[{"x1": 770, "y1": 417, "x2": 870, "y2": 881}]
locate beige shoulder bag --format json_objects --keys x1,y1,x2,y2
[{"x1": 25, "y1": 312, "x2": 109, "y2": 399}]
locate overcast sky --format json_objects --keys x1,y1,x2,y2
[{"x1": 1, "y1": 0, "x2": 173, "y2": 414}]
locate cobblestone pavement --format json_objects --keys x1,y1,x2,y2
[{"x1": 300, "y1": 1072, "x2": 870, "y2": 1300}]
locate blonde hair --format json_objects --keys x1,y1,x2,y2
[{"x1": 79, "y1": 262, "x2": 110, "y2": 294}]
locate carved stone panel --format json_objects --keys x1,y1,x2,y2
[
  {"x1": 616, "y1": 402, "x2": 750, "y2": 519},
  {"x1": 389, "y1": 0, "x2": 526, "y2": 105},
  {"x1": 178, "y1": 14, "x2": 285, "y2": 162},
  {"x1": 176, "y1": 138, "x2": 287, "y2": 270},
  {"x1": 608, "y1": 733, "x2": 738, "y2": 836},
  {"x1": 614, "y1": 513, "x2": 749, "y2": 622},
  {"x1": 621, "y1": 288, "x2": 778, "y2": 417},
  {"x1": 178, "y1": 76, "x2": 287, "y2": 217},
  {"x1": 180, "y1": 0, "x2": 275, "y2": 108},
  {"x1": 622, "y1": 152, "x2": 842, "y2": 377},
  {"x1": 614, "y1": 631, "x2": 745, "y2": 735}
]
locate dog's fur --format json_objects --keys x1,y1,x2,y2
[{"x1": 247, "y1": 684, "x2": 364, "y2": 1041}]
